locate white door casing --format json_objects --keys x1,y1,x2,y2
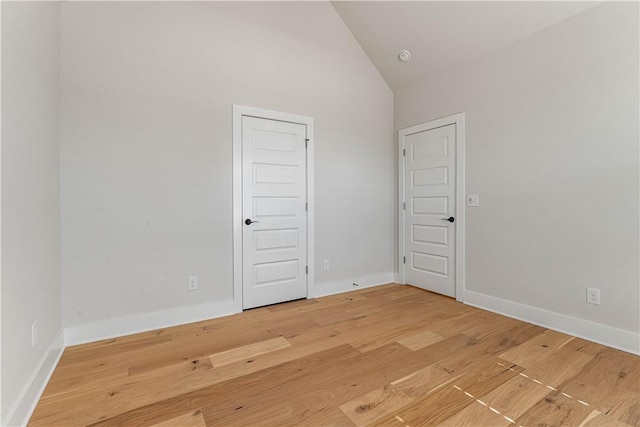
[
  {"x1": 398, "y1": 113, "x2": 465, "y2": 300},
  {"x1": 233, "y1": 106, "x2": 315, "y2": 311}
]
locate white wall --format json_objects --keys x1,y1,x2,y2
[
  {"x1": 60, "y1": 2, "x2": 394, "y2": 329},
  {"x1": 1, "y1": 1, "x2": 62, "y2": 424},
  {"x1": 396, "y1": 2, "x2": 639, "y2": 345}
]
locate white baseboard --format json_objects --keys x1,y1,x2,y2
[
  {"x1": 463, "y1": 290, "x2": 640, "y2": 356},
  {"x1": 3, "y1": 330, "x2": 65, "y2": 427},
  {"x1": 311, "y1": 272, "x2": 395, "y2": 298},
  {"x1": 64, "y1": 299, "x2": 236, "y2": 347}
]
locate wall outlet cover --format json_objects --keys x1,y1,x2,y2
[
  {"x1": 188, "y1": 276, "x2": 198, "y2": 291},
  {"x1": 586, "y1": 287, "x2": 600, "y2": 305}
]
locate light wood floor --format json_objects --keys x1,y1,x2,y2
[{"x1": 30, "y1": 284, "x2": 640, "y2": 427}]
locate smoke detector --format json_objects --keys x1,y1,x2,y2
[{"x1": 398, "y1": 50, "x2": 412, "y2": 62}]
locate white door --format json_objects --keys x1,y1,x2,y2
[
  {"x1": 403, "y1": 124, "x2": 456, "y2": 297},
  {"x1": 242, "y1": 116, "x2": 308, "y2": 309}
]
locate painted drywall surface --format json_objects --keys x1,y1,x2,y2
[
  {"x1": 1, "y1": 1, "x2": 61, "y2": 420},
  {"x1": 395, "y1": 2, "x2": 639, "y2": 333},
  {"x1": 60, "y1": 2, "x2": 393, "y2": 326}
]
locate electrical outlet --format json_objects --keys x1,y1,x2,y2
[
  {"x1": 31, "y1": 321, "x2": 38, "y2": 347},
  {"x1": 188, "y1": 276, "x2": 198, "y2": 291},
  {"x1": 323, "y1": 260, "x2": 330, "y2": 271},
  {"x1": 586, "y1": 287, "x2": 600, "y2": 305},
  {"x1": 467, "y1": 194, "x2": 480, "y2": 206}
]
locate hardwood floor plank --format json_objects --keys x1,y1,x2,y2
[
  {"x1": 344, "y1": 303, "x2": 385, "y2": 317},
  {"x1": 603, "y1": 390, "x2": 640, "y2": 427},
  {"x1": 581, "y1": 412, "x2": 634, "y2": 426},
  {"x1": 62, "y1": 328, "x2": 171, "y2": 353},
  {"x1": 437, "y1": 402, "x2": 508, "y2": 427},
  {"x1": 500, "y1": 329, "x2": 576, "y2": 368},
  {"x1": 296, "y1": 407, "x2": 357, "y2": 427},
  {"x1": 565, "y1": 337, "x2": 610, "y2": 356},
  {"x1": 129, "y1": 356, "x2": 212, "y2": 377},
  {"x1": 462, "y1": 315, "x2": 533, "y2": 341},
  {"x1": 396, "y1": 328, "x2": 445, "y2": 350},
  {"x1": 313, "y1": 310, "x2": 367, "y2": 326},
  {"x1": 427, "y1": 309, "x2": 501, "y2": 338},
  {"x1": 340, "y1": 384, "x2": 413, "y2": 426},
  {"x1": 523, "y1": 346, "x2": 594, "y2": 386},
  {"x1": 515, "y1": 389, "x2": 594, "y2": 427},
  {"x1": 349, "y1": 319, "x2": 443, "y2": 353},
  {"x1": 208, "y1": 336, "x2": 291, "y2": 367},
  {"x1": 150, "y1": 410, "x2": 206, "y2": 427},
  {"x1": 263, "y1": 317, "x2": 319, "y2": 340},
  {"x1": 41, "y1": 364, "x2": 130, "y2": 399},
  {"x1": 58, "y1": 334, "x2": 173, "y2": 366}
]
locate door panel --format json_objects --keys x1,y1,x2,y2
[
  {"x1": 412, "y1": 166, "x2": 448, "y2": 187},
  {"x1": 254, "y1": 260, "x2": 299, "y2": 287},
  {"x1": 412, "y1": 196, "x2": 448, "y2": 215},
  {"x1": 242, "y1": 116, "x2": 307, "y2": 309},
  {"x1": 412, "y1": 225, "x2": 448, "y2": 246},
  {"x1": 254, "y1": 229, "x2": 299, "y2": 252},
  {"x1": 253, "y1": 197, "x2": 298, "y2": 218},
  {"x1": 404, "y1": 124, "x2": 456, "y2": 297}
]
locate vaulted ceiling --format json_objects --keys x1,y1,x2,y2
[{"x1": 332, "y1": 1, "x2": 600, "y2": 91}]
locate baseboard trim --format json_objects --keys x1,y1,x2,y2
[
  {"x1": 64, "y1": 299, "x2": 236, "y2": 347},
  {"x1": 3, "y1": 330, "x2": 65, "y2": 427},
  {"x1": 312, "y1": 273, "x2": 395, "y2": 298},
  {"x1": 463, "y1": 290, "x2": 640, "y2": 355}
]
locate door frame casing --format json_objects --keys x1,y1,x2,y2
[
  {"x1": 398, "y1": 112, "x2": 466, "y2": 301},
  {"x1": 232, "y1": 104, "x2": 315, "y2": 313}
]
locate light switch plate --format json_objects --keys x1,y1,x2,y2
[{"x1": 467, "y1": 194, "x2": 480, "y2": 207}]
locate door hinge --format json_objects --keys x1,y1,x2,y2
[
  {"x1": 305, "y1": 138, "x2": 309, "y2": 149},
  {"x1": 403, "y1": 202, "x2": 405, "y2": 210},
  {"x1": 403, "y1": 256, "x2": 406, "y2": 264},
  {"x1": 306, "y1": 265, "x2": 309, "y2": 274},
  {"x1": 403, "y1": 148, "x2": 405, "y2": 156},
  {"x1": 305, "y1": 202, "x2": 308, "y2": 212}
]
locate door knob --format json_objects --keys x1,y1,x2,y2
[
  {"x1": 245, "y1": 218, "x2": 260, "y2": 225},
  {"x1": 442, "y1": 216, "x2": 455, "y2": 223}
]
